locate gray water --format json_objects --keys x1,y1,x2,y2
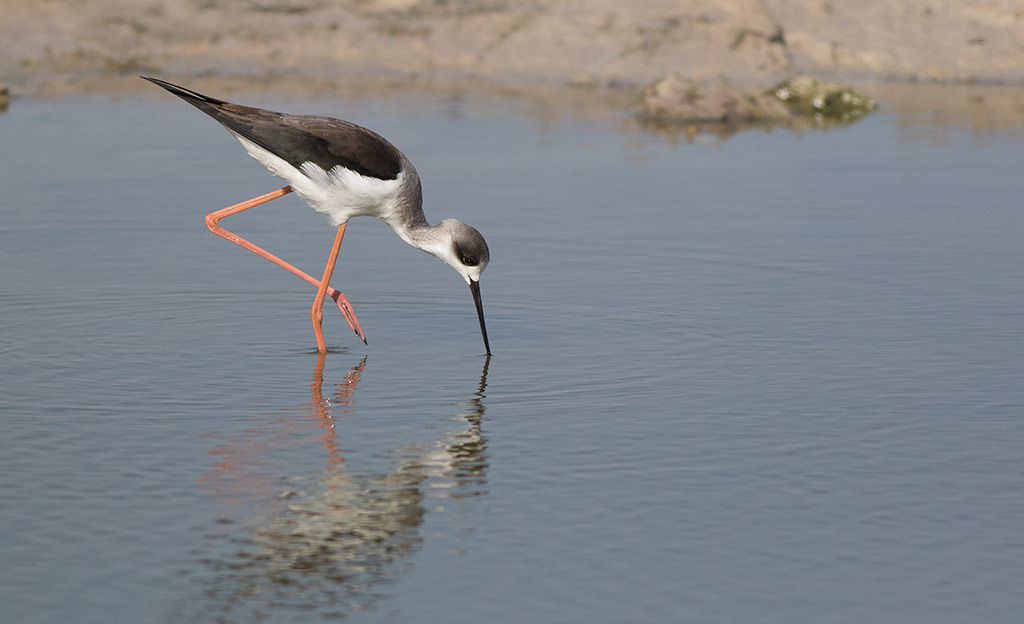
[{"x1": 2, "y1": 90, "x2": 1023, "y2": 623}]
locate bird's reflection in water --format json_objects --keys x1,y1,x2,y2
[{"x1": 193, "y1": 354, "x2": 490, "y2": 620}]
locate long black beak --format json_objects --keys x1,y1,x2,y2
[{"x1": 469, "y1": 279, "x2": 491, "y2": 355}]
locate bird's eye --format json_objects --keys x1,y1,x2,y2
[{"x1": 461, "y1": 256, "x2": 478, "y2": 266}]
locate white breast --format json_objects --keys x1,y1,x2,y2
[{"x1": 233, "y1": 134, "x2": 405, "y2": 228}]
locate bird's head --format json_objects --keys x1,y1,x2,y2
[
  {"x1": 424, "y1": 219, "x2": 491, "y2": 355},
  {"x1": 432, "y1": 219, "x2": 490, "y2": 284}
]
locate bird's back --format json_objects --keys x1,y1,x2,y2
[{"x1": 142, "y1": 76, "x2": 406, "y2": 181}]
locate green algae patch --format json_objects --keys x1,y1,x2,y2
[{"x1": 767, "y1": 76, "x2": 877, "y2": 124}]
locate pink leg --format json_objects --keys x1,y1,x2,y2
[
  {"x1": 204, "y1": 186, "x2": 366, "y2": 345},
  {"x1": 311, "y1": 222, "x2": 347, "y2": 353}
]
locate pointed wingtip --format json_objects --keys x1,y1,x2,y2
[
  {"x1": 138, "y1": 76, "x2": 227, "y2": 107},
  {"x1": 139, "y1": 75, "x2": 169, "y2": 89}
]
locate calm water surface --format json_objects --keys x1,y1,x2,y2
[{"x1": 2, "y1": 90, "x2": 1023, "y2": 623}]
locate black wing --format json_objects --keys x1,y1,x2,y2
[{"x1": 142, "y1": 76, "x2": 404, "y2": 180}]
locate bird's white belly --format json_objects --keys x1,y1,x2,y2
[{"x1": 234, "y1": 134, "x2": 405, "y2": 227}]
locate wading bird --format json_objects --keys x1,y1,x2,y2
[{"x1": 143, "y1": 76, "x2": 491, "y2": 355}]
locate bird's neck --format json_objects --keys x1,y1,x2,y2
[
  {"x1": 394, "y1": 220, "x2": 450, "y2": 259},
  {"x1": 382, "y1": 162, "x2": 431, "y2": 246},
  {"x1": 383, "y1": 164, "x2": 453, "y2": 258}
]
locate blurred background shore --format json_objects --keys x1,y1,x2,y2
[{"x1": 3, "y1": 0, "x2": 1024, "y2": 124}]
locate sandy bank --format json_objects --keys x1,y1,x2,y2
[
  {"x1": 3, "y1": 0, "x2": 1024, "y2": 129},
  {"x1": 5, "y1": 0, "x2": 1024, "y2": 92}
]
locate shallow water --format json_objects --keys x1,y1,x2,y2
[{"x1": 2, "y1": 91, "x2": 1023, "y2": 623}]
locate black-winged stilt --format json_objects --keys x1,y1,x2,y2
[{"x1": 143, "y1": 77, "x2": 491, "y2": 355}]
